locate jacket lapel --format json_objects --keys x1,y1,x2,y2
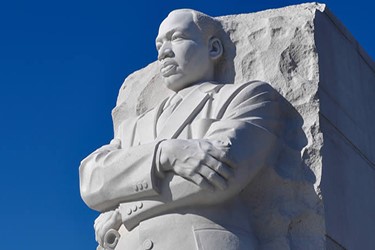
[{"x1": 156, "y1": 82, "x2": 221, "y2": 140}]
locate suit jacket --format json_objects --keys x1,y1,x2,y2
[{"x1": 80, "y1": 81, "x2": 281, "y2": 250}]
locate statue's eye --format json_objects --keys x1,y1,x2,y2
[{"x1": 171, "y1": 33, "x2": 185, "y2": 41}]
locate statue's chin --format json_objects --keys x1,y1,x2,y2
[
  {"x1": 162, "y1": 72, "x2": 214, "y2": 92},
  {"x1": 162, "y1": 77, "x2": 193, "y2": 92}
]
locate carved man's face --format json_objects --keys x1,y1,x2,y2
[{"x1": 156, "y1": 11, "x2": 214, "y2": 92}]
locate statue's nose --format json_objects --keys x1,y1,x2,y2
[{"x1": 158, "y1": 47, "x2": 174, "y2": 61}]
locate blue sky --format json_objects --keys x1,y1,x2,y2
[{"x1": 0, "y1": 0, "x2": 373, "y2": 249}]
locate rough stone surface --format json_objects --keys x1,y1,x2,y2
[
  {"x1": 115, "y1": 3, "x2": 325, "y2": 190},
  {"x1": 111, "y1": 3, "x2": 375, "y2": 249},
  {"x1": 84, "y1": 9, "x2": 294, "y2": 250}
]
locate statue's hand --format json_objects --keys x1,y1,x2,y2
[
  {"x1": 94, "y1": 209, "x2": 122, "y2": 248},
  {"x1": 158, "y1": 139, "x2": 234, "y2": 191}
]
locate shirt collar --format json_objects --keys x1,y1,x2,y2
[{"x1": 176, "y1": 81, "x2": 220, "y2": 99}]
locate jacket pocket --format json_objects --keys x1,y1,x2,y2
[{"x1": 193, "y1": 224, "x2": 256, "y2": 250}]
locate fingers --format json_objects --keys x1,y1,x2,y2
[
  {"x1": 188, "y1": 172, "x2": 215, "y2": 192},
  {"x1": 164, "y1": 139, "x2": 236, "y2": 191},
  {"x1": 94, "y1": 210, "x2": 121, "y2": 248},
  {"x1": 94, "y1": 215, "x2": 105, "y2": 246},
  {"x1": 103, "y1": 229, "x2": 120, "y2": 249},
  {"x1": 94, "y1": 213, "x2": 110, "y2": 246},
  {"x1": 176, "y1": 161, "x2": 231, "y2": 191},
  {"x1": 202, "y1": 141, "x2": 235, "y2": 168},
  {"x1": 97, "y1": 223, "x2": 110, "y2": 248},
  {"x1": 203, "y1": 154, "x2": 234, "y2": 180},
  {"x1": 196, "y1": 164, "x2": 227, "y2": 191}
]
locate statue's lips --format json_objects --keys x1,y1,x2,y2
[{"x1": 160, "y1": 63, "x2": 177, "y2": 77}]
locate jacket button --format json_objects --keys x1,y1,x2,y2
[
  {"x1": 126, "y1": 208, "x2": 132, "y2": 215},
  {"x1": 138, "y1": 183, "x2": 144, "y2": 190},
  {"x1": 138, "y1": 202, "x2": 143, "y2": 209},
  {"x1": 132, "y1": 205, "x2": 138, "y2": 212},
  {"x1": 143, "y1": 239, "x2": 153, "y2": 250},
  {"x1": 143, "y1": 182, "x2": 148, "y2": 189}
]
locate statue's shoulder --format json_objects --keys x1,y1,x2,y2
[
  {"x1": 217, "y1": 80, "x2": 276, "y2": 101},
  {"x1": 224, "y1": 80, "x2": 273, "y2": 90}
]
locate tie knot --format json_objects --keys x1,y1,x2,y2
[{"x1": 164, "y1": 93, "x2": 183, "y2": 111}]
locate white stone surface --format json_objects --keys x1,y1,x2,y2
[
  {"x1": 115, "y1": 3, "x2": 325, "y2": 191},
  {"x1": 81, "y1": 9, "x2": 293, "y2": 250},
  {"x1": 112, "y1": 4, "x2": 326, "y2": 249}
]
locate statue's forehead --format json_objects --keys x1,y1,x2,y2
[{"x1": 158, "y1": 11, "x2": 197, "y2": 37}]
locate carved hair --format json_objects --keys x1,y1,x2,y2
[{"x1": 168, "y1": 9, "x2": 225, "y2": 44}]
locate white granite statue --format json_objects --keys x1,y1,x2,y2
[{"x1": 80, "y1": 9, "x2": 284, "y2": 250}]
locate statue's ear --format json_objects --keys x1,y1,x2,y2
[{"x1": 208, "y1": 37, "x2": 223, "y2": 60}]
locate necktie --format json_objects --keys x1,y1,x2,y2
[{"x1": 156, "y1": 93, "x2": 183, "y2": 134}]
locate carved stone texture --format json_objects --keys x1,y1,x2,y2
[
  {"x1": 93, "y1": 2, "x2": 375, "y2": 249},
  {"x1": 82, "y1": 9, "x2": 291, "y2": 250},
  {"x1": 113, "y1": 3, "x2": 327, "y2": 250},
  {"x1": 115, "y1": 3, "x2": 324, "y2": 190}
]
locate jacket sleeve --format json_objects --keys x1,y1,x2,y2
[
  {"x1": 79, "y1": 115, "x2": 163, "y2": 212},
  {"x1": 119, "y1": 81, "x2": 283, "y2": 230}
]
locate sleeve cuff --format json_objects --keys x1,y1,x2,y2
[{"x1": 154, "y1": 140, "x2": 166, "y2": 178}]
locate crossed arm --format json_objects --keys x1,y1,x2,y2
[{"x1": 80, "y1": 82, "x2": 281, "y2": 246}]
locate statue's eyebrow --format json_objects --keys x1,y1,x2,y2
[
  {"x1": 155, "y1": 36, "x2": 162, "y2": 44},
  {"x1": 155, "y1": 29, "x2": 178, "y2": 43}
]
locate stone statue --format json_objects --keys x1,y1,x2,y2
[{"x1": 80, "y1": 9, "x2": 284, "y2": 250}]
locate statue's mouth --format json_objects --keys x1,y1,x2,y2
[{"x1": 160, "y1": 63, "x2": 177, "y2": 77}]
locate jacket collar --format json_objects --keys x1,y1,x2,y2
[{"x1": 155, "y1": 81, "x2": 220, "y2": 140}]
